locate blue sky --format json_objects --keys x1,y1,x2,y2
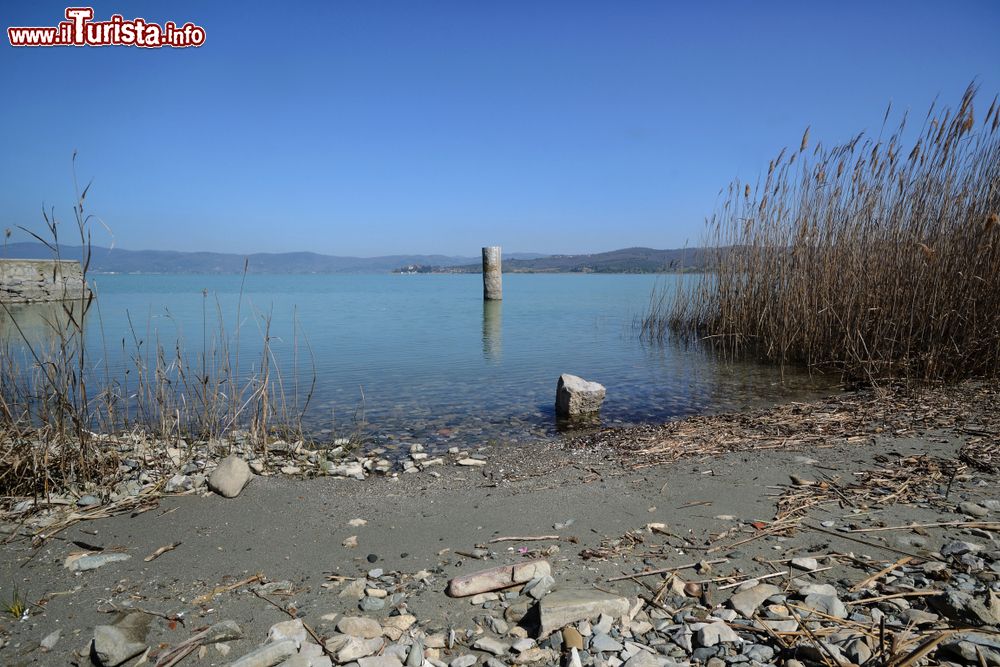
[{"x1": 2, "y1": 1, "x2": 998, "y2": 257}]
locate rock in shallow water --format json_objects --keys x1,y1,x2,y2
[{"x1": 556, "y1": 374, "x2": 606, "y2": 417}]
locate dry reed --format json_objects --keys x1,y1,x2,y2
[
  {"x1": 643, "y1": 84, "x2": 1000, "y2": 384},
  {"x1": 0, "y1": 156, "x2": 319, "y2": 499}
]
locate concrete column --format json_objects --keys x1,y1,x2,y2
[{"x1": 482, "y1": 246, "x2": 502, "y2": 300}]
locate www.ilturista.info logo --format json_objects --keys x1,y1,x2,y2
[{"x1": 8, "y1": 7, "x2": 206, "y2": 48}]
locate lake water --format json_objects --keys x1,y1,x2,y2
[{"x1": 1, "y1": 273, "x2": 838, "y2": 451}]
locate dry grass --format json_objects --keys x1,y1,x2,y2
[
  {"x1": 0, "y1": 156, "x2": 319, "y2": 500},
  {"x1": 643, "y1": 84, "x2": 1000, "y2": 384}
]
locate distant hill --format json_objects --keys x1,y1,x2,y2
[
  {"x1": 0, "y1": 242, "x2": 709, "y2": 275},
  {"x1": 396, "y1": 247, "x2": 711, "y2": 274},
  {"x1": 0, "y1": 243, "x2": 544, "y2": 275}
]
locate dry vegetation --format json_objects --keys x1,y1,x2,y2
[
  {"x1": 0, "y1": 156, "x2": 318, "y2": 499},
  {"x1": 642, "y1": 84, "x2": 1000, "y2": 384}
]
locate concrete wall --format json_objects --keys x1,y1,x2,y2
[{"x1": 0, "y1": 259, "x2": 89, "y2": 303}]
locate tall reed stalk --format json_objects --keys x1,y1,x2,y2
[{"x1": 645, "y1": 84, "x2": 1000, "y2": 384}]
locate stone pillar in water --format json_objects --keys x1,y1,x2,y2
[{"x1": 482, "y1": 246, "x2": 502, "y2": 300}]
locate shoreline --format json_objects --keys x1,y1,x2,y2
[{"x1": 0, "y1": 381, "x2": 998, "y2": 666}]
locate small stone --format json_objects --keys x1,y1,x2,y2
[
  {"x1": 901, "y1": 609, "x2": 939, "y2": 626},
  {"x1": 78, "y1": 494, "x2": 101, "y2": 507},
  {"x1": 228, "y1": 640, "x2": 297, "y2": 667},
  {"x1": 268, "y1": 619, "x2": 307, "y2": 648},
  {"x1": 340, "y1": 578, "x2": 366, "y2": 599},
  {"x1": 457, "y1": 458, "x2": 487, "y2": 467},
  {"x1": 383, "y1": 615, "x2": 416, "y2": 635},
  {"x1": 563, "y1": 627, "x2": 584, "y2": 650},
  {"x1": 40, "y1": 629, "x2": 61, "y2": 651},
  {"x1": 728, "y1": 584, "x2": 779, "y2": 618},
  {"x1": 939, "y1": 634, "x2": 1000, "y2": 667},
  {"x1": 406, "y1": 641, "x2": 424, "y2": 667},
  {"x1": 790, "y1": 557, "x2": 819, "y2": 571},
  {"x1": 358, "y1": 657, "x2": 403, "y2": 667},
  {"x1": 696, "y1": 621, "x2": 742, "y2": 647},
  {"x1": 590, "y1": 633, "x2": 624, "y2": 653},
  {"x1": 91, "y1": 613, "x2": 150, "y2": 667},
  {"x1": 797, "y1": 583, "x2": 837, "y2": 597},
  {"x1": 360, "y1": 596, "x2": 386, "y2": 612},
  {"x1": 745, "y1": 644, "x2": 775, "y2": 663},
  {"x1": 512, "y1": 638, "x2": 536, "y2": 653},
  {"x1": 336, "y1": 636, "x2": 385, "y2": 662},
  {"x1": 801, "y1": 593, "x2": 847, "y2": 619},
  {"x1": 451, "y1": 655, "x2": 477, "y2": 667},
  {"x1": 65, "y1": 552, "x2": 131, "y2": 572},
  {"x1": 367, "y1": 554, "x2": 379, "y2": 563},
  {"x1": 959, "y1": 502, "x2": 990, "y2": 518},
  {"x1": 524, "y1": 574, "x2": 555, "y2": 600},
  {"x1": 474, "y1": 636, "x2": 510, "y2": 655},
  {"x1": 623, "y1": 651, "x2": 660, "y2": 667},
  {"x1": 942, "y1": 541, "x2": 985, "y2": 557},
  {"x1": 929, "y1": 591, "x2": 1000, "y2": 627},
  {"x1": 512, "y1": 647, "x2": 557, "y2": 664},
  {"x1": 208, "y1": 455, "x2": 251, "y2": 498},
  {"x1": 338, "y1": 616, "x2": 383, "y2": 639},
  {"x1": 343, "y1": 535, "x2": 359, "y2": 548},
  {"x1": 539, "y1": 589, "x2": 630, "y2": 637}
]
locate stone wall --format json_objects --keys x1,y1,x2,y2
[{"x1": 0, "y1": 259, "x2": 89, "y2": 303}]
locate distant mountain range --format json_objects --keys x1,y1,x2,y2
[
  {"x1": 395, "y1": 247, "x2": 710, "y2": 274},
  {"x1": 0, "y1": 242, "x2": 709, "y2": 274}
]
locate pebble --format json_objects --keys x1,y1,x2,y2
[
  {"x1": 337, "y1": 616, "x2": 383, "y2": 639},
  {"x1": 959, "y1": 501, "x2": 990, "y2": 517},
  {"x1": 65, "y1": 552, "x2": 131, "y2": 572},
  {"x1": 360, "y1": 596, "x2": 386, "y2": 612},
  {"x1": 696, "y1": 622, "x2": 742, "y2": 647},
  {"x1": 474, "y1": 636, "x2": 510, "y2": 655},
  {"x1": 229, "y1": 640, "x2": 297, "y2": 667},
  {"x1": 40, "y1": 629, "x2": 61, "y2": 651}
]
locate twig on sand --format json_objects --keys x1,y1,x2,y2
[
  {"x1": 799, "y1": 521, "x2": 939, "y2": 561},
  {"x1": 145, "y1": 542, "x2": 182, "y2": 562},
  {"x1": 847, "y1": 521, "x2": 1000, "y2": 533},
  {"x1": 849, "y1": 555, "x2": 912, "y2": 592},
  {"x1": 847, "y1": 590, "x2": 943, "y2": 606},
  {"x1": 489, "y1": 535, "x2": 562, "y2": 543},
  {"x1": 607, "y1": 558, "x2": 729, "y2": 582},
  {"x1": 192, "y1": 573, "x2": 263, "y2": 606},
  {"x1": 714, "y1": 567, "x2": 832, "y2": 590}
]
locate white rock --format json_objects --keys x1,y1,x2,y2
[
  {"x1": 791, "y1": 557, "x2": 819, "y2": 571},
  {"x1": 228, "y1": 640, "x2": 297, "y2": 667},
  {"x1": 268, "y1": 619, "x2": 307, "y2": 648},
  {"x1": 208, "y1": 456, "x2": 251, "y2": 498},
  {"x1": 728, "y1": 583, "x2": 779, "y2": 618},
  {"x1": 338, "y1": 616, "x2": 383, "y2": 639},
  {"x1": 696, "y1": 621, "x2": 742, "y2": 647}
]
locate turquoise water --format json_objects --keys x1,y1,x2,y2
[{"x1": 1, "y1": 273, "x2": 837, "y2": 450}]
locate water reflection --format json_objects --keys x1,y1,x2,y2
[
  {"x1": 0, "y1": 301, "x2": 78, "y2": 345},
  {"x1": 482, "y1": 300, "x2": 502, "y2": 362}
]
